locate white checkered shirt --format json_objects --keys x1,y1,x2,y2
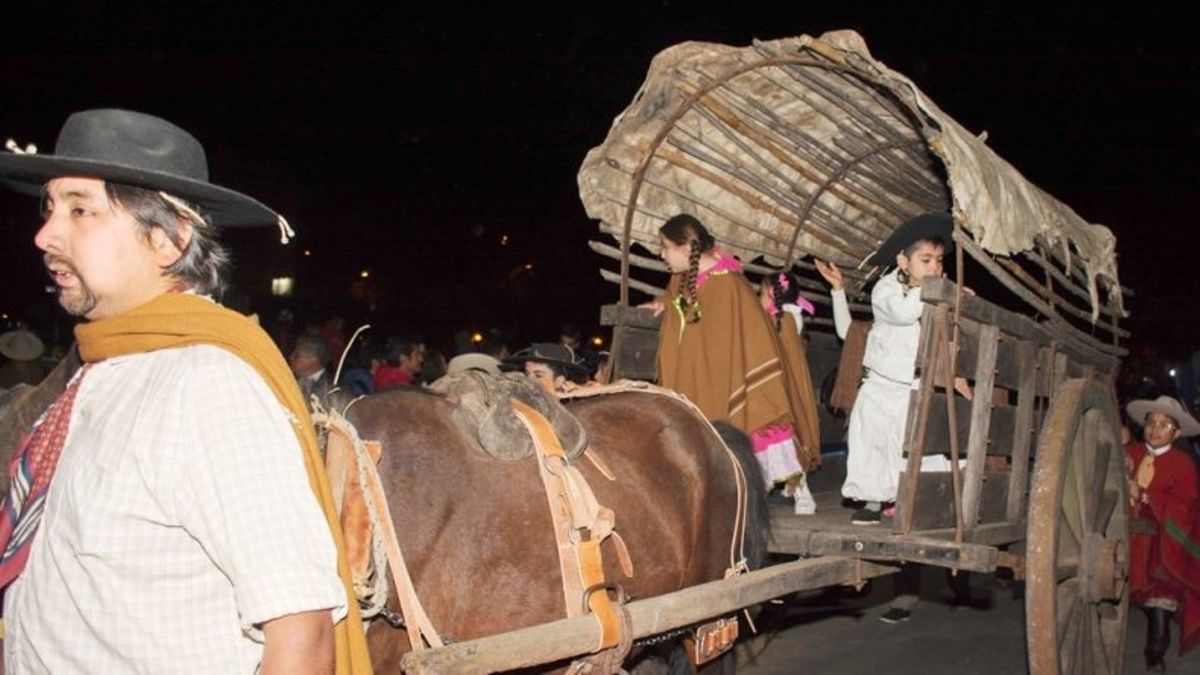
[{"x1": 4, "y1": 346, "x2": 346, "y2": 674}]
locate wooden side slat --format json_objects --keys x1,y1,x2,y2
[
  {"x1": 898, "y1": 470, "x2": 1011, "y2": 531},
  {"x1": 942, "y1": 318, "x2": 1027, "y2": 391},
  {"x1": 1006, "y1": 340, "x2": 1039, "y2": 522},
  {"x1": 919, "y1": 394, "x2": 1015, "y2": 457},
  {"x1": 961, "y1": 324, "x2": 1000, "y2": 530}
]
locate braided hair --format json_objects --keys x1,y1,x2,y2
[
  {"x1": 660, "y1": 214, "x2": 716, "y2": 323},
  {"x1": 769, "y1": 271, "x2": 803, "y2": 332}
]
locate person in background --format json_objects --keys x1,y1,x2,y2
[
  {"x1": 445, "y1": 352, "x2": 502, "y2": 376},
  {"x1": 558, "y1": 323, "x2": 582, "y2": 351},
  {"x1": 373, "y1": 334, "x2": 424, "y2": 391},
  {"x1": 0, "y1": 328, "x2": 46, "y2": 389},
  {"x1": 504, "y1": 343, "x2": 588, "y2": 395},
  {"x1": 290, "y1": 334, "x2": 333, "y2": 405},
  {"x1": 420, "y1": 347, "x2": 447, "y2": 384},
  {"x1": 1124, "y1": 395, "x2": 1200, "y2": 671}
]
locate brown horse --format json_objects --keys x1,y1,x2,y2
[{"x1": 341, "y1": 381, "x2": 770, "y2": 673}]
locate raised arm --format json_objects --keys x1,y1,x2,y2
[{"x1": 815, "y1": 259, "x2": 852, "y2": 339}]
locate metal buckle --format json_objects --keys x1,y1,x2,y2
[{"x1": 581, "y1": 582, "x2": 626, "y2": 614}]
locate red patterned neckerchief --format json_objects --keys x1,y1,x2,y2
[{"x1": 0, "y1": 364, "x2": 92, "y2": 588}]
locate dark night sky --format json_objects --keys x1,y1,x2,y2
[{"x1": 1, "y1": 3, "x2": 1197, "y2": 364}]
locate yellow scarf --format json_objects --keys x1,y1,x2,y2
[{"x1": 76, "y1": 294, "x2": 372, "y2": 675}]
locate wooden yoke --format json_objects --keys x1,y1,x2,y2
[{"x1": 509, "y1": 398, "x2": 632, "y2": 656}]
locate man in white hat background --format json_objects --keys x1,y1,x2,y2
[
  {"x1": 1125, "y1": 394, "x2": 1200, "y2": 670},
  {"x1": 0, "y1": 328, "x2": 45, "y2": 390},
  {"x1": 0, "y1": 110, "x2": 371, "y2": 674}
]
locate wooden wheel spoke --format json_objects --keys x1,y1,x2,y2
[
  {"x1": 1070, "y1": 412, "x2": 1096, "y2": 536},
  {"x1": 1093, "y1": 606, "x2": 1114, "y2": 674},
  {"x1": 1061, "y1": 458, "x2": 1084, "y2": 545},
  {"x1": 1094, "y1": 491, "x2": 1118, "y2": 535},
  {"x1": 1055, "y1": 554, "x2": 1080, "y2": 583},
  {"x1": 1056, "y1": 579, "x2": 1081, "y2": 640},
  {"x1": 1080, "y1": 605, "x2": 1096, "y2": 675},
  {"x1": 1059, "y1": 593, "x2": 1081, "y2": 674},
  {"x1": 1085, "y1": 424, "x2": 1114, "y2": 528}
]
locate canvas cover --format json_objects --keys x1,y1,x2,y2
[{"x1": 578, "y1": 30, "x2": 1121, "y2": 318}]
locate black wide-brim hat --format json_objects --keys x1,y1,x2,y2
[
  {"x1": 503, "y1": 343, "x2": 590, "y2": 380},
  {"x1": 868, "y1": 212, "x2": 956, "y2": 266},
  {"x1": 0, "y1": 109, "x2": 282, "y2": 229}
]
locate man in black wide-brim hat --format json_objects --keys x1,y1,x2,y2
[{"x1": 0, "y1": 110, "x2": 369, "y2": 673}]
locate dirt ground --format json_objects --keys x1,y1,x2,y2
[{"x1": 735, "y1": 562, "x2": 1199, "y2": 674}]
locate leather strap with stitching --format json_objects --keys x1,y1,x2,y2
[{"x1": 510, "y1": 398, "x2": 626, "y2": 651}]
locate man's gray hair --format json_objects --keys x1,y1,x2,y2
[
  {"x1": 293, "y1": 334, "x2": 331, "y2": 367},
  {"x1": 105, "y1": 182, "x2": 231, "y2": 297}
]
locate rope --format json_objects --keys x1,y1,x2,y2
[{"x1": 310, "y1": 403, "x2": 391, "y2": 622}]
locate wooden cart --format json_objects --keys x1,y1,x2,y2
[
  {"x1": 574, "y1": 30, "x2": 1131, "y2": 675},
  {"x1": 404, "y1": 30, "x2": 1132, "y2": 674}
]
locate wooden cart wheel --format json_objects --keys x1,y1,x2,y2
[{"x1": 1026, "y1": 378, "x2": 1128, "y2": 674}]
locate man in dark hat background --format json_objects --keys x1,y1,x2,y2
[
  {"x1": 505, "y1": 342, "x2": 589, "y2": 394},
  {"x1": 1125, "y1": 395, "x2": 1200, "y2": 670},
  {"x1": 0, "y1": 110, "x2": 370, "y2": 673}
]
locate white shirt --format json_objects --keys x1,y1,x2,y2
[
  {"x1": 862, "y1": 270, "x2": 925, "y2": 384},
  {"x1": 4, "y1": 345, "x2": 345, "y2": 674},
  {"x1": 830, "y1": 288, "x2": 851, "y2": 340}
]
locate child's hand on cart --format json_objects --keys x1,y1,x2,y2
[
  {"x1": 954, "y1": 376, "x2": 974, "y2": 400},
  {"x1": 638, "y1": 300, "x2": 666, "y2": 317}
]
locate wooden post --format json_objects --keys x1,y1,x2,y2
[{"x1": 898, "y1": 306, "x2": 942, "y2": 535}]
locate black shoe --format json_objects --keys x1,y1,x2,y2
[
  {"x1": 851, "y1": 506, "x2": 881, "y2": 525},
  {"x1": 879, "y1": 607, "x2": 911, "y2": 624},
  {"x1": 1144, "y1": 607, "x2": 1170, "y2": 672}
]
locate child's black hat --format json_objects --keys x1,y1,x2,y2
[{"x1": 869, "y1": 212, "x2": 955, "y2": 265}]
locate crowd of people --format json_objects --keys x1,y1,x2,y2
[{"x1": 275, "y1": 317, "x2": 610, "y2": 408}]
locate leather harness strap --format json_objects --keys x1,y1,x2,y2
[
  {"x1": 561, "y1": 380, "x2": 751, "y2": 576},
  {"x1": 359, "y1": 440, "x2": 445, "y2": 651},
  {"x1": 510, "y1": 398, "x2": 627, "y2": 652},
  {"x1": 316, "y1": 407, "x2": 444, "y2": 653}
]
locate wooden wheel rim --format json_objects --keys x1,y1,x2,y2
[{"x1": 1026, "y1": 378, "x2": 1128, "y2": 675}]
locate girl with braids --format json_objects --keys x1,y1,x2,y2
[{"x1": 643, "y1": 214, "x2": 817, "y2": 512}]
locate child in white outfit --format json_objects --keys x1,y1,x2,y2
[{"x1": 838, "y1": 213, "x2": 967, "y2": 525}]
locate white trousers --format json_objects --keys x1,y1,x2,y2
[{"x1": 842, "y1": 374, "x2": 912, "y2": 502}]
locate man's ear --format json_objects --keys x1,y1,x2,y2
[
  {"x1": 150, "y1": 220, "x2": 192, "y2": 268},
  {"x1": 895, "y1": 251, "x2": 908, "y2": 270}
]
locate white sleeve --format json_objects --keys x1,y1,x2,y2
[
  {"x1": 831, "y1": 289, "x2": 851, "y2": 340},
  {"x1": 176, "y1": 353, "x2": 346, "y2": 637},
  {"x1": 872, "y1": 276, "x2": 924, "y2": 326}
]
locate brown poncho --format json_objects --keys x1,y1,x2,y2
[
  {"x1": 657, "y1": 268, "x2": 792, "y2": 438},
  {"x1": 775, "y1": 315, "x2": 822, "y2": 471}
]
